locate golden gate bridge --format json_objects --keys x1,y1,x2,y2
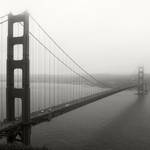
[{"x1": 0, "y1": 11, "x2": 147, "y2": 145}]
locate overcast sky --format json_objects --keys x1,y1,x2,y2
[{"x1": 1, "y1": 0, "x2": 150, "y2": 74}]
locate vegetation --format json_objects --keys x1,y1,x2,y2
[{"x1": 0, "y1": 144, "x2": 49, "y2": 150}]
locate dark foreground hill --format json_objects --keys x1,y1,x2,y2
[{"x1": 0, "y1": 144, "x2": 50, "y2": 150}]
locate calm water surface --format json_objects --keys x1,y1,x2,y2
[{"x1": 31, "y1": 90, "x2": 150, "y2": 150}]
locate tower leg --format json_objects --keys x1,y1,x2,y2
[{"x1": 22, "y1": 125, "x2": 31, "y2": 145}]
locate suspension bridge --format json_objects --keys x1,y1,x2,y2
[{"x1": 0, "y1": 11, "x2": 147, "y2": 145}]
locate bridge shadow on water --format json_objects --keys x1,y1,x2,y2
[{"x1": 84, "y1": 93, "x2": 150, "y2": 150}]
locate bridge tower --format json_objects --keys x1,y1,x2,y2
[
  {"x1": 6, "y1": 12, "x2": 30, "y2": 144},
  {"x1": 138, "y1": 66, "x2": 145, "y2": 95}
]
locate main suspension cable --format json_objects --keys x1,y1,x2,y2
[
  {"x1": 29, "y1": 15, "x2": 106, "y2": 87},
  {"x1": 29, "y1": 32, "x2": 98, "y2": 87},
  {"x1": 0, "y1": 20, "x2": 8, "y2": 24},
  {"x1": 0, "y1": 14, "x2": 8, "y2": 19}
]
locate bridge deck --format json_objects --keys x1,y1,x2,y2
[{"x1": 0, "y1": 85, "x2": 136, "y2": 137}]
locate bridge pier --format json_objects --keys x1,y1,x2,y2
[
  {"x1": 6, "y1": 11, "x2": 31, "y2": 145},
  {"x1": 22, "y1": 125, "x2": 31, "y2": 145}
]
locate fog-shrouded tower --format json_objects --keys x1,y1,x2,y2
[{"x1": 138, "y1": 66, "x2": 145, "y2": 95}]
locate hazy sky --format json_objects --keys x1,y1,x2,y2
[{"x1": 1, "y1": 0, "x2": 150, "y2": 74}]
